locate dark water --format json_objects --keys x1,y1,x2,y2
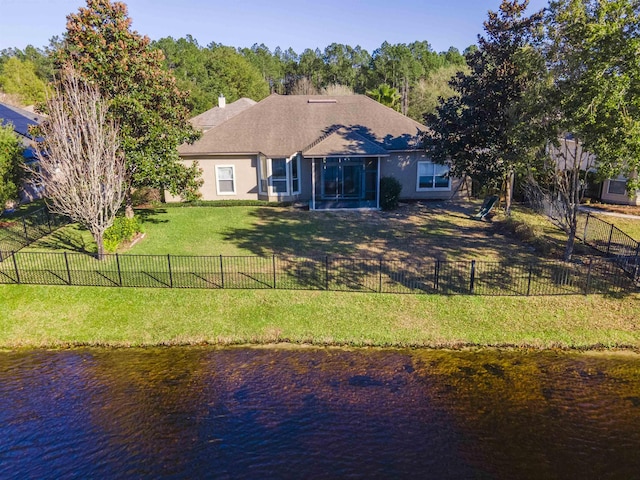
[{"x1": 1, "y1": 347, "x2": 640, "y2": 480}]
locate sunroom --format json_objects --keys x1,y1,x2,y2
[{"x1": 304, "y1": 128, "x2": 388, "y2": 210}]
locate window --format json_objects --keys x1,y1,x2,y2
[
  {"x1": 258, "y1": 156, "x2": 301, "y2": 195},
  {"x1": 216, "y1": 165, "x2": 236, "y2": 195},
  {"x1": 607, "y1": 180, "x2": 627, "y2": 196},
  {"x1": 290, "y1": 156, "x2": 300, "y2": 194},
  {"x1": 259, "y1": 157, "x2": 268, "y2": 194},
  {"x1": 271, "y1": 158, "x2": 288, "y2": 193},
  {"x1": 417, "y1": 161, "x2": 450, "y2": 191}
]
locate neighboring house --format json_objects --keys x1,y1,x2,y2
[
  {"x1": 172, "y1": 94, "x2": 460, "y2": 209},
  {"x1": 550, "y1": 135, "x2": 640, "y2": 206},
  {"x1": 189, "y1": 95, "x2": 257, "y2": 132},
  {"x1": 601, "y1": 176, "x2": 640, "y2": 206},
  {"x1": 0, "y1": 102, "x2": 45, "y2": 203}
]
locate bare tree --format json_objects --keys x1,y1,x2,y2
[
  {"x1": 289, "y1": 77, "x2": 318, "y2": 95},
  {"x1": 524, "y1": 136, "x2": 595, "y2": 261},
  {"x1": 321, "y1": 84, "x2": 354, "y2": 96},
  {"x1": 32, "y1": 68, "x2": 125, "y2": 259}
]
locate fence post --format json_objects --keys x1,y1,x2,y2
[
  {"x1": 272, "y1": 254, "x2": 277, "y2": 289},
  {"x1": 325, "y1": 255, "x2": 330, "y2": 291},
  {"x1": 527, "y1": 263, "x2": 533, "y2": 296},
  {"x1": 64, "y1": 252, "x2": 72, "y2": 285},
  {"x1": 22, "y1": 217, "x2": 28, "y2": 243},
  {"x1": 434, "y1": 260, "x2": 440, "y2": 291},
  {"x1": 12, "y1": 252, "x2": 20, "y2": 284},
  {"x1": 606, "y1": 223, "x2": 614, "y2": 255},
  {"x1": 470, "y1": 260, "x2": 476, "y2": 294},
  {"x1": 634, "y1": 242, "x2": 640, "y2": 282},
  {"x1": 379, "y1": 257, "x2": 383, "y2": 293},
  {"x1": 167, "y1": 254, "x2": 173, "y2": 288},
  {"x1": 116, "y1": 253, "x2": 122, "y2": 286},
  {"x1": 582, "y1": 213, "x2": 590, "y2": 244},
  {"x1": 585, "y1": 257, "x2": 593, "y2": 295},
  {"x1": 219, "y1": 255, "x2": 225, "y2": 288}
]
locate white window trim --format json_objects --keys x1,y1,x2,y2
[
  {"x1": 258, "y1": 155, "x2": 301, "y2": 196},
  {"x1": 290, "y1": 155, "x2": 301, "y2": 195},
  {"x1": 607, "y1": 179, "x2": 628, "y2": 196},
  {"x1": 416, "y1": 160, "x2": 451, "y2": 192},
  {"x1": 216, "y1": 165, "x2": 236, "y2": 195}
]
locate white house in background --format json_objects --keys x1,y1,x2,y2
[{"x1": 170, "y1": 94, "x2": 462, "y2": 209}]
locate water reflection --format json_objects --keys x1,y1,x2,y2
[{"x1": 1, "y1": 347, "x2": 639, "y2": 479}]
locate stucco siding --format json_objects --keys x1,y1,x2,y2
[
  {"x1": 166, "y1": 156, "x2": 259, "y2": 202},
  {"x1": 381, "y1": 151, "x2": 462, "y2": 201},
  {"x1": 601, "y1": 179, "x2": 640, "y2": 206}
]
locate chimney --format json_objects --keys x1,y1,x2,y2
[{"x1": 218, "y1": 94, "x2": 226, "y2": 108}]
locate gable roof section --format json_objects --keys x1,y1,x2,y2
[
  {"x1": 303, "y1": 127, "x2": 390, "y2": 157},
  {"x1": 189, "y1": 97, "x2": 257, "y2": 131},
  {"x1": 179, "y1": 94, "x2": 427, "y2": 158},
  {"x1": 0, "y1": 102, "x2": 44, "y2": 141}
]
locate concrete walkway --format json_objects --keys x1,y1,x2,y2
[{"x1": 579, "y1": 206, "x2": 640, "y2": 220}]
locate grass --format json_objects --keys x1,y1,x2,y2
[
  {"x1": 1, "y1": 284, "x2": 638, "y2": 349},
  {"x1": 24, "y1": 202, "x2": 552, "y2": 262},
  {"x1": 4, "y1": 201, "x2": 639, "y2": 351}
]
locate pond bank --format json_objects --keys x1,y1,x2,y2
[{"x1": 1, "y1": 284, "x2": 639, "y2": 350}]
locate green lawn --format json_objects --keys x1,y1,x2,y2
[
  {"x1": 23, "y1": 203, "x2": 560, "y2": 262},
  {"x1": 1, "y1": 284, "x2": 638, "y2": 349},
  {"x1": 3, "y1": 202, "x2": 638, "y2": 350}
]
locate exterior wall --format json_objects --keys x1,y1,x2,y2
[
  {"x1": 166, "y1": 155, "x2": 260, "y2": 202},
  {"x1": 381, "y1": 151, "x2": 463, "y2": 201},
  {"x1": 601, "y1": 178, "x2": 640, "y2": 206}
]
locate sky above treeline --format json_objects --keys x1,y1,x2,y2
[{"x1": 1, "y1": 0, "x2": 549, "y2": 54}]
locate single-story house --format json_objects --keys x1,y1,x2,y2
[
  {"x1": 171, "y1": 94, "x2": 461, "y2": 209},
  {"x1": 0, "y1": 102, "x2": 45, "y2": 203}
]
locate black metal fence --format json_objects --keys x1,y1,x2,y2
[
  {"x1": 0, "y1": 208, "x2": 69, "y2": 255},
  {"x1": 0, "y1": 250, "x2": 634, "y2": 296},
  {"x1": 578, "y1": 213, "x2": 640, "y2": 279}
]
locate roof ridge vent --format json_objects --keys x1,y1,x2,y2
[{"x1": 308, "y1": 98, "x2": 337, "y2": 104}]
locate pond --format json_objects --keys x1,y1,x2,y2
[{"x1": 1, "y1": 347, "x2": 639, "y2": 479}]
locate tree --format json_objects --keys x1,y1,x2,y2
[
  {"x1": 33, "y1": 69, "x2": 125, "y2": 259},
  {"x1": 424, "y1": 0, "x2": 545, "y2": 214},
  {"x1": 0, "y1": 57, "x2": 49, "y2": 105},
  {"x1": 407, "y1": 64, "x2": 468, "y2": 122},
  {"x1": 366, "y1": 84, "x2": 401, "y2": 111},
  {"x1": 523, "y1": 0, "x2": 640, "y2": 260},
  {"x1": 55, "y1": 0, "x2": 201, "y2": 216},
  {"x1": 545, "y1": 0, "x2": 640, "y2": 191},
  {"x1": 0, "y1": 123, "x2": 24, "y2": 212}
]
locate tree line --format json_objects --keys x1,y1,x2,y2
[{"x1": 1, "y1": 35, "x2": 470, "y2": 121}]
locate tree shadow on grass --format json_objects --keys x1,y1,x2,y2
[
  {"x1": 134, "y1": 208, "x2": 169, "y2": 224},
  {"x1": 220, "y1": 202, "x2": 543, "y2": 265},
  {"x1": 30, "y1": 226, "x2": 96, "y2": 254}
]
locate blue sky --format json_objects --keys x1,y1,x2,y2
[{"x1": 1, "y1": 0, "x2": 549, "y2": 54}]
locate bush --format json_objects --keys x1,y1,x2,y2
[
  {"x1": 379, "y1": 176, "x2": 402, "y2": 210},
  {"x1": 104, "y1": 216, "x2": 143, "y2": 253}
]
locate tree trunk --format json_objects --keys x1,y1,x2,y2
[
  {"x1": 94, "y1": 230, "x2": 105, "y2": 261},
  {"x1": 504, "y1": 171, "x2": 515, "y2": 216},
  {"x1": 125, "y1": 187, "x2": 134, "y2": 219},
  {"x1": 563, "y1": 227, "x2": 576, "y2": 261}
]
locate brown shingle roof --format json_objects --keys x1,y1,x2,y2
[
  {"x1": 189, "y1": 97, "x2": 257, "y2": 131},
  {"x1": 303, "y1": 127, "x2": 390, "y2": 157},
  {"x1": 179, "y1": 94, "x2": 426, "y2": 158}
]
